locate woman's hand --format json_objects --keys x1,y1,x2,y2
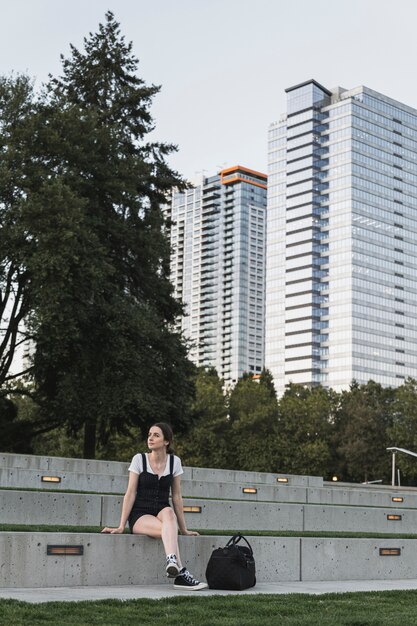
[
  {"x1": 181, "y1": 529, "x2": 200, "y2": 536},
  {"x1": 101, "y1": 526, "x2": 125, "y2": 534}
]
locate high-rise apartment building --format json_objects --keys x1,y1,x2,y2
[
  {"x1": 167, "y1": 165, "x2": 267, "y2": 384},
  {"x1": 266, "y1": 79, "x2": 417, "y2": 395}
]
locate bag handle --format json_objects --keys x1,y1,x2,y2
[{"x1": 225, "y1": 533, "x2": 253, "y2": 556}]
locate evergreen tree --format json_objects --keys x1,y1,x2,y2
[
  {"x1": 24, "y1": 12, "x2": 195, "y2": 456},
  {"x1": 0, "y1": 75, "x2": 37, "y2": 390},
  {"x1": 277, "y1": 384, "x2": 334, "y2": 477},
  {"x1": 333, "y1": 380, "x2": 395, "y2": 483},
  {"x1": 387, "y1": 378, "x2": 417, "y2": 485},
  {"x1": 228, "y1": 374, "x2": 279, "y2": 472},
  {"x1": 177, "y1": 367, "x2": 230, "y2": 468},
  {"x1": 259, "y1": 367, "x2": 277, "y2": 399}
]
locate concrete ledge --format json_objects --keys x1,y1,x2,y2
[
  {"x1": 0, "y1": 491, "x2": 102, "y2": 526},
  {"x1": 2, "y1": 532, "x2": 417, "y2": 588},
  {"x1": 0, "y1": 533, "x2": 300, "y2": 588},
  {"x1": 188, "y1": 467, "x2": 322, "y2": 487},
  {"x1": 3, "y1": 489, "x2": 417, "y2": 534},
  {"x1": 0, "y1": 468, "x2": 319, "y2": 496},
  {"x1": 324, "y1": 481, "x2": 417, "y2": 491},
  {"x1": 102, "y1": 498, "x2": 306, "y2": 531},
  {"x1": 1, "y1": 467, "x2": 416, "y2": 514},
  {"x1": 0, "y1": 468, "x2": 128, "y2": 493},
  {"x1": 304, "y1": 504, "x2": 417, "y2": 533},
  {"x1": 308, "y1": 486, "x2": 417, "y2": 509},
  {"x1": 182, "y1": 481, "x2": 308, "y2": 503},
  {"x1": 301, "y1": 537, "x2": 417, "y2": 581},
  {"x1": 0, "y1": 453, "x2": 129, "y2": 476},
  {"x1": 0, "y1": 491, "x2": 304, "y2": 531},
  {"x1": 0, "y1": 488, "x2": 305, "y2": 529},
  {"x1": 0, "y1": 467, "x2": 312, "y2": 499},
  {"x1": 0, "y1": 452, "x2": 323, "y2": 486}
]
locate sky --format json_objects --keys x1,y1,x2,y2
[{"x1": 1, "y1": 0, "x2": 417, "y2": 182}]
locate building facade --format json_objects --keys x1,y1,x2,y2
[
  {"x1": 167, "y1": 166, "x2": 267, "y2": 385},
  {"x1": 265, "y1": 80, "x2": 417, "y2": 395}
]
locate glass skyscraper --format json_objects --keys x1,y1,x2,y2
[
  {"x1": 265, "y1": 80, "x2": 417, "y2": 395},
  {"x1": 167, "y1": 165, "x2": 267, "y2": 385}
]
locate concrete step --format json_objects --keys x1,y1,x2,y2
[
  {"x1": 0, "y1": 466, "x2": 320, "y2": 495},
  {"x1": 0, "y1": 490, "x2": 102, "y2": 526},
  {"x1": 0, "y1": 466, "x2": 313, "y2": 500},
  {"x1": 1, "y1": 490, "x2": 305, "y2": 530},
  {"x1": 306, "y1": 486, "x2": 417, "y2": 508},
  {"x1": 183, "y1": 481, "x2": 417, "y2": 509},
  {"x1": 2, "y1": 489, "x2": 417, "y2": 534},
  {"x1": 0, "y1": 452, "x2": 129, "y2": 475},
  {"x1": 0, "y1": 452, "x2": 322, "y2": 487},
  {"x1": 0, "y1": 466, "x2": 129, "y2": 493},
  {"x1": 2, "y1": 473, "x2": 417, "y2": 511},
  {"x1": 1, "y1": 532, "x2": 416, "y2": 588},
  {"x1": 189, "y1": 467, "x2": 322, "y2": 487}
]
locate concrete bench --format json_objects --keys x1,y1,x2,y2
[
  {"x1": 183, "y1": 482, "x2": 417, "y2": 508},
  {"x1": 0, "y1": 467, "x2": 128, "y2": 493},
  {"x1": 0, "y1": 452, "x2": 322, "y2": 487},
  {"x1": 1, "y1": 532, "x2": 416, "y2": 588},
  {"x1": 0, "y1": 466, "x2": 319, "y2": 495},
  {"x1": 0, "y1": 453, "x2": 128, "y2": 476},
  {"x1": 303, "y1": 504, "x2": 417, "y2": 533},
  {"x1": 187, "y1": 467, "x2": 322, "y2": 487},
  {"x1": 0, "y1": 490, "x2": 304, "y2": 531},
  {"x1": 0, "y1": 490, "x2": 103, "y2": 526},
  {"x1": 3, "y1": 489, "x2": 417, "y2": 534},
  {"x1": 2, "y1": 465, "x2": 417, "y2": 514},
  {"x1": 308, "y1": 486, "x2": 417, "y2": 509}
]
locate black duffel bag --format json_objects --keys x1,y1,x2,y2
[{"x1": 205, "y1": 533, "x2": 256, "y2": 590}]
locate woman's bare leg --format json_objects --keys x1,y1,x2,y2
[{"x1": 132, "y1": 508, "x2": 182, "y2": 566}]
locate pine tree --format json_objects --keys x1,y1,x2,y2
[
  {"x1": 27, "y1": 12, "x2": 195, "y2": 457},
  {"x1": 0, "y1": 75, "x2": 36, "y2": 391}
]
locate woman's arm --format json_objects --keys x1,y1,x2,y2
[
  {"x1": 171, "y1": 475, "x2": 199, "y2": 536},
  {"x1": 101, "y1": 471, "x2": 139, "y2": 533}
]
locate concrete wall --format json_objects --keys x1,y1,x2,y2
[
  {"x1": 0, "y1": 491, "x2": 103, "y2": 526},
  {"x1": 2, "y1": 452, "x2": 417, "y2": 589},
  {"x1": 3, "y1": 489, "x2": 417, "y2": 534},
  {"x1": 106, "y1": 499, "x2": 305, "y2": 532},
  {"x1": 178, "y1": 481, "x2": 308, "y2": 503},
  {"x1": 301, "y1": 538, "x2": 417, "y2": 581},
  {"x1": 2, "y1": 532, "x2": 417, "y2": 588},
  {"x1": 0, "y1": 452, "x2": 322, "y2": 486},
  {"x1": 183, "y1": 482, "x2": 417, "y2": 508},
  {"x1": 0, "y1": 468, "x2": 315, "y2": 499},
  {"x1": 188, "y1": 467, "x2": 322, "y2": 487},
  {"x1": 0, "y1": 453, "x2": 128, "y2": 476},
  {"x1": 0, "y1": 533, "x2": 300, "y2": 588},
  {"x1": 0, "y1": 468, "x2": 128, "y2": 493},
  {"x1": 3, "y1": 467, "x2": 417, "y2": 511},
  {"x1": 303, "y1": 504, "x2": 417, "y2": 534},
  {"x1": 307, "y1": 486, "x2": 417, "y2": 509},
  {"x1": 0, "y1": 490, "x2": 305, "y2": 531},
  {"x1": 4, "y1": 452, "x2": 417, "y2": 508}
]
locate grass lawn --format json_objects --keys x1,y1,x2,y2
[{"x1": 2, "y1": 591, "x2": 417, "y2": 625}]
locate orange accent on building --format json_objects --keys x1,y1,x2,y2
[{"x1": 220, "y1": 165, "x2": 267, "y2": 189}]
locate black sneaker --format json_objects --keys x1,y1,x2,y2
[
  {"x1": 165, "y1": 554, "x2": 180, "y2": 578},
  {"x1": 173, "y1": 567, "x2": 208, "y2": 591}
]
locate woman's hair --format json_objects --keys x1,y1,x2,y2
[{"x1": 151, "y1": 422, "x2": 175, "y2": 454}]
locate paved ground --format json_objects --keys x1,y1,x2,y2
[{"x1": 2, "y1": 579, "x2": 417, "y2": 603}]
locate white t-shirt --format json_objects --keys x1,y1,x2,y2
[{"x1": 128, "y1": 453, "x2": 183, "y2": 477}]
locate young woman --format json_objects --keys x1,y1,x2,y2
[{"x1": 101, "y1": 422, "x2": 207, "y2": 590}]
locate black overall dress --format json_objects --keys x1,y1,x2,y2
[{"x1": 128, "y1": 453, "x2": 174, "y2": 532}]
